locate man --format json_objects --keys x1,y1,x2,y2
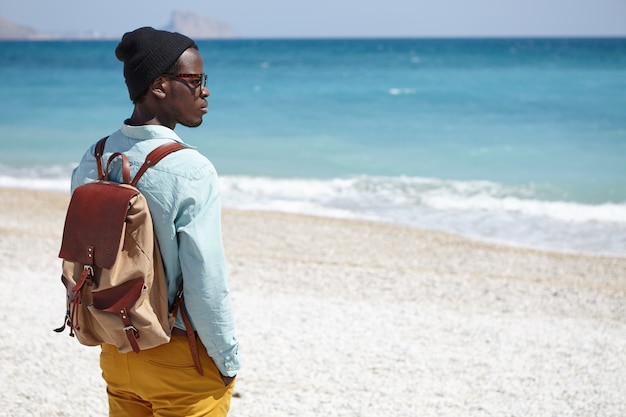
[{"x1": 71, "y1": 27, "x2": 240, "y2": 416}]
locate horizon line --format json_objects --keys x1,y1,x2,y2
[{"x1": 2, "y1": 34, "x2": 626, "y2": 42}]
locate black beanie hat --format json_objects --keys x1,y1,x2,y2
[{"x1": 115, "y1": 27, "x2": 196, "y2": 100}]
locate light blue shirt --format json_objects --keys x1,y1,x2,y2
[{"x1": 71, "y1": 124, "x2": 240, "y2": 377}]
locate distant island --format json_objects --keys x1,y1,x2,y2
[{"x1": 0, "y1": 11, "x2": 238, "y2": 40}]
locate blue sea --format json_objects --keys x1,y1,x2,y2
[{"x1": 1, "y1": 38, "x2": 625, "y2": 255}]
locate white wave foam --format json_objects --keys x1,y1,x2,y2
[
  {"x1": 0, "y1": 163, "x2": 74, "y2": 192},
  {"x1": 388, "y1": 88, "x2": 417, "y2": 95},
  {"x1": 220, "y1": 175, "x2": 626, "y2": 225},
  {"x1": 422, "y1": 192, "x2": 626, "y2": 224},
  {"x1": 0, "y1": 176, "x2": 70, "y2": 192},
  {"x1": 218, "y1": 175, "x2": 626, "y2": 255}
]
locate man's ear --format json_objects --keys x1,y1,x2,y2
[{"x1": 150, "y1": 76, "x2": 168, "y2": 99}]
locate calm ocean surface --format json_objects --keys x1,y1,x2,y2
[{"x1": 1, "y1": 38, "x2": 625, "y2": 255}]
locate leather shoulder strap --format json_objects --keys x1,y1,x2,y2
[
  {"x1": 94, "y1": 136, "x2": 109, "y2": 180},
  {"x1": 131, "y1": 142, "x2": 188, "y2": 186}
]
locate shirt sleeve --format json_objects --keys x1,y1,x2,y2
[
  {"x1": 175, "y1": 166, "x2": 241, "y2": 377},
  {"x1": 70, "y1": 145, "x2": 98, "y2": 192}
]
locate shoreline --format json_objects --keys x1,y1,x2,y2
[
  {"x1": 2, "y1": 187, "x2": 626, "y2": 416},
  {"x1": 1, "y1": 185, "x2": 624, "y2": 260}
]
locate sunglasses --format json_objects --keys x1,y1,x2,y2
[{"x1": 163, "y1": 73, "x2": 208, "y2": 89}]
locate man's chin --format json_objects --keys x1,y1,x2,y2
[{"x1": 181, "y1": 119, "x2": 203, "y2": 128}]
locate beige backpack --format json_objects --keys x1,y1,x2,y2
[{"x1": 55, "y1": 137, "x2": 203, "y2": 374}]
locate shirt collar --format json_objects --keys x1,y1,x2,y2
[{"x1": 120, "y1": 123, "x2": 185, "y2": 144}]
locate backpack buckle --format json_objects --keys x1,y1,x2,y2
[{"x1": 123, "y1": 325, "x2": 138, "y2": 335}]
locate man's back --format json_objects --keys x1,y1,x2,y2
[{"x1": 71, "y1": 125, "x2": 239, "y2": 377}]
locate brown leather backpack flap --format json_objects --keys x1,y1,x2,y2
[{"x1": 59, "y1": 182, "x2": 139, "y2": 269}]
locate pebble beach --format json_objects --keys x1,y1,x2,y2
[{"x1": 1, "y1": 187, "x2": 625, "y2": 417}]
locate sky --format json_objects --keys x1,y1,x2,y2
[{"x1": 2, "y1": 0, "x2": 626, "y2": 38}]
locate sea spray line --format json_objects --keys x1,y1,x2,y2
[{"x1": 220, "y1": 175, "x2": 626, "y2": 225}]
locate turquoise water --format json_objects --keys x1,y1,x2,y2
[{"x1": 1, "y1": 38, "x2": 625, "y2": 254}]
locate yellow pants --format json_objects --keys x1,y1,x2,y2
[{"x1": 100, "y1": 335, "x2": 235, "y2": 417}]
